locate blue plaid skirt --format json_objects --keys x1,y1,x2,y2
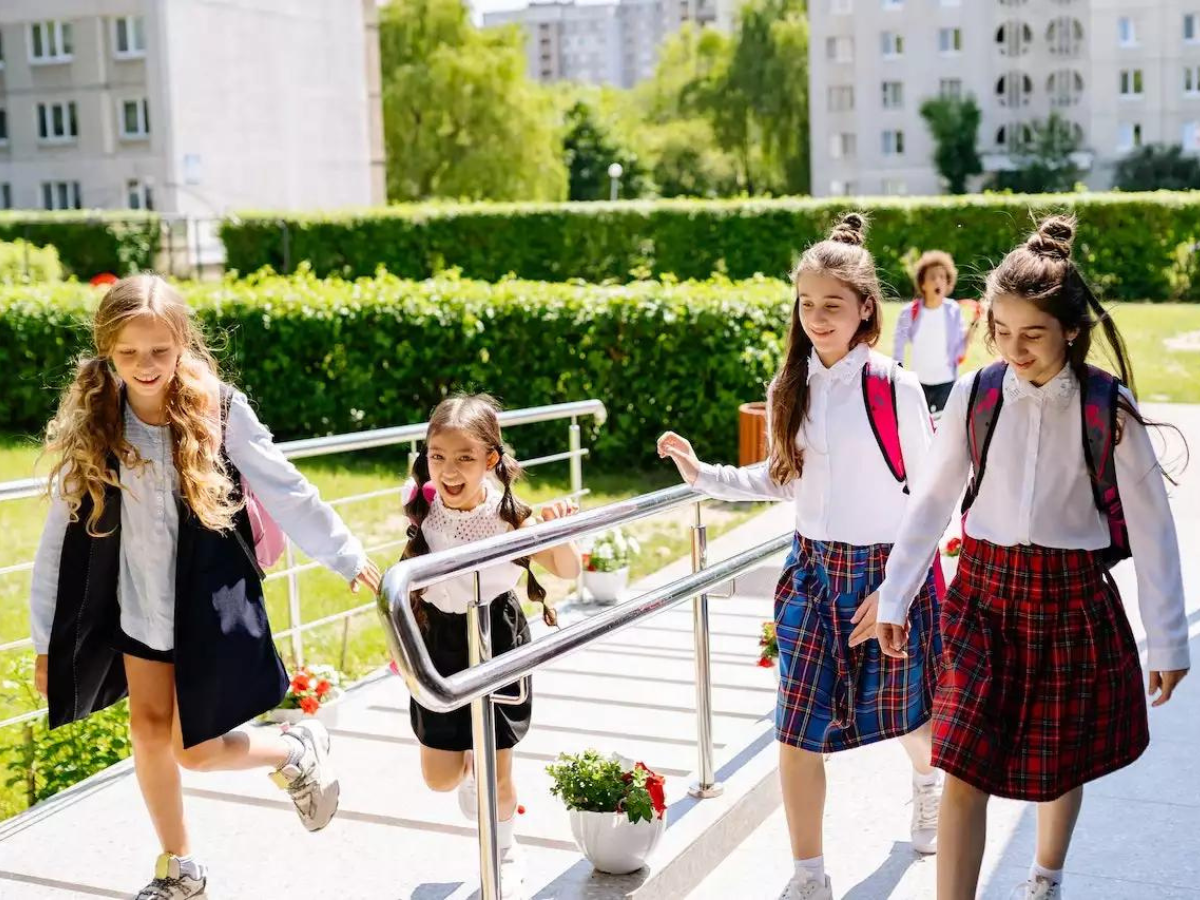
[{"x1": 775, "y1": 533, "x2": 942, "y2": 753}]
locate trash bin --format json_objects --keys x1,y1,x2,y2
[{"x1": 738, "y1": 402, "x2": 768, "y2": 466}]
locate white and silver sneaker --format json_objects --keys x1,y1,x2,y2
[
  {"x1": 1012, "y1": 877, "x2": 1062, "y2": 899},
  {"x1": 458, "y1": 751, "x2": 478, "y2": 820},
  {"x1": 269, "y1": 719, "x2": 340, "y2": 832},
  {"x1": 778, "y1": 871, "x2": 834, "y2": 900},
  {"x1": 499, "y1": 838, "x2": 528, "y2": 899},
  {"x1": 911, "y1": 773, "x2": 941, "y2": 855},
  {"x1": 133, "y1": 854, "x2": 206, "y2": 900}
]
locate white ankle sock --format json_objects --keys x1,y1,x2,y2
[
  {"x1": 498, "y1": 815, "x2": 516, "y2": 851},
  {"x1": 1031, "y1": 862, "x2": 1063, "y2": 885},
  {"x1": 913, "y1": 768, "x2": 939, "y2": 787},
  {"x1": 794, "y1": 856, "x2": 825, "y2": 884},
  {"x1": 175, "y1": 856, "x2": 204, "y2": 880}
]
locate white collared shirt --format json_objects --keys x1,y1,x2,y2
[
  {"x1": 693, "y1": 344, "x2": 933, "y2": 546},
  {"x1": 877, "y1": 365, "x2": 1190, "y2": 672}
]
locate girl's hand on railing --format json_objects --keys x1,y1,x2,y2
[
  {"x1": 657, "y1": 432, "x2": 702, "y2": 485},
  {"x1": 539, "y1": 499, "x2": 579, "y2": 522},
  {"x1": 532, "y1": 501, "x2": 584, "y2": 579},
  {"x1": 34, "y1": 654, "x2": 48, "y2": 698},
  {"x1": 351, "y1": 559, "x2": 383, "y2": 595}
]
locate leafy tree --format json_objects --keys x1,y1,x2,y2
[
  {"x1": 919, "y1": 95, "x2": 984, "y2": 194},
  {"x1": 988, "y1": 112, "x2": 1082, "y2": 194},
  {"x1": 562, "y1": 100, "x2": 650, "y2": 200},
  {"x1": 1113, "y1": 144, "x2": 1200, "y2": 191}
]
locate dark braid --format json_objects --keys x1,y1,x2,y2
[
  {"x1": 400, "y1": 448, "x2": 434, "y2": 628},
  {"x1": 494, "y1": 449, "x2": 558, "y2": 627}
]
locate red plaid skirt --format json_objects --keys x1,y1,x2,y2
[{"x1": 933, "y1": 536, "x2": 1149, "y2": 801}]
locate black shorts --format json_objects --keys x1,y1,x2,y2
[
  {"x1": 922, "y1": 380, "x2": 956, "y2": 415},
  {"x1": 111, "y1": 628, "x2": 174, "y2": 664},
  {"x1": 410, "y1": 592, "x2": 532, "y2": 752}
]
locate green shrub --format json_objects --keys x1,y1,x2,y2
[
  {"x1": 0, "y1": 271, "x2": 787, "y2": 467},
  {"x1": 0, "y1": 213, "x2": 159, "y2": 279},
  {"x1": 219, "y1": 193, "x2": 1200, "y2": 301},
  {"x1": 0, "y1": 240, "x2": 64, "y2": 285}
]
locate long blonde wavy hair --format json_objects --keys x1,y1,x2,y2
[{"x1": 45, "y1": 274, "x2": 241, "y2": 535}]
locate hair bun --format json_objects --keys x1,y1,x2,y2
[
  {"x1": 1026, "y1": 215, "x2": 1075, "y2": 260},
  {"x1": 828, "y1": 212, "x2": 867, "y2": 247}
]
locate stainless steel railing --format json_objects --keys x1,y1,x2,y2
[{"x1": 378, "y1": 482, "x2": 790, "y2": 900}]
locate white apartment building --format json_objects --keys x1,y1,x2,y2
[
  {"x1": 0, "y1": 0, "x2": 386, "y2": 216},
  {"x1": 809, "y1": 0, "x2": 1200, "y2": 197},
  {"x1": 485, "y1": 0, "x2": 722, "y2": 87}
]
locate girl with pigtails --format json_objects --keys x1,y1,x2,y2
[{"x1": 398, "y1": 394, "x2": 581, "y2": 898}]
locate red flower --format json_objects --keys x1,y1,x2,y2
[
  {"x1": 757, "y1": 657, "x2": 774, "y2": 668},
  {"x1": 290, "y1": 673, "x2": 311, "y2": 693},
  {"x1": 943, "y1": 537, "x2": 962, "y2": 558},
  {"x1": 299, "y1": 696, "x2": 320, "y2": 715},
  {"x1": 633, "y1": 763, "x2": 667, "y2": 816},
  {"x1": 315, "y1": 680, "x2": 332, "y2": 697}
]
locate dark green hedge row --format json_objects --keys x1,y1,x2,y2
[
  {"x1": 0, "y1": 213, "x2": 159, "y2": 279},
  {"x1": 218, "y1": 193, "x2": 1200, "y2": 301},
  {"x1": 0, "y1": 273, "x2": 788, "y2": 468}
]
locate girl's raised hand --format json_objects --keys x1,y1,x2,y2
[
  {"x1": 877, "y1": 622, "x2": 910, "y2": 659},
  {"x1": 540, "y1": 499, "x2": 580, "y2": 522},
  {"x1": 1149, "y1": 668, "x2": 1189, "y2": 707},
  {"x1": 657, "y1": 431, "x2": 702, "y2": 485},
  {"x1": 351, "y1": 559, "x2": 383, "y2": 595}
]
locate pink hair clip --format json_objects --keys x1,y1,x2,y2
[{"x1": 401, "y1": 478, "x2": 438, "y2": 507}]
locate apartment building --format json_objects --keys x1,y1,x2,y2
[
  {"x1": 0, "y1": 0, "x2": 385, "y2": 215},
  {"x1": 809, "y1": 0, "x2": 1200, "y2": 196}
]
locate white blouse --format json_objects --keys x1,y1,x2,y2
[
  {"x1": 419, "y1": 480, "x2": 524, "y2": 615},
  {"x1": 877, "y1": 364, "x2": 1190, "y2": 673},
  {"x1": 30, "y1": 391, "x2": 367, "y2": 654},
  {"x1": 693, "y1": 344, "x2": 934, "y2": 546}
]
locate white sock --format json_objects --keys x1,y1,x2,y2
[
  {"x1": 498, "y1": 815, "x2": 516, "y2": 852},
  {"x1": 175, "y1": 856, "x2": 204, "y2": 880},
  {"x1": 1031, "y1": 862, "x2": 1063, "y2": 885},
  {"x1": 794, "y1": 856, "x2": 825, "y2": 884},
  {"x1": 913, "y1": 768, "x2": 939, "y2": 787}
]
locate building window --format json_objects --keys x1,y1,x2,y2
[
  {"x1": 881, "y1": 31, "x2": 904, "y2": 58},
  {"x1": 829, "y1": 180, "x2": 856, "y2": 196},
  {"x1": 1047, "y1": 17, "x2": 1084, "y2": 56},
  {"x1": 113, "y1": 16, "x2": 147, "y2": 59},
  {"x1": 120, "y1": 99, "x2": 151, "y2": 139},
  {"x1": 1118, "y1": 122, "x2": 1142, "y2": 151},
  {"x1": 828, "y1": 85, "x2": 855, "y2": 112},
  {"x1": 996, "y1": 123, "x2": 1034, "y2": 152},
  {"x1": 939, "y1": 27, "x2": 962, "y2": 54},
  {"x1": 1187, "y1": 14, "x2": 1199, "y2": 43},
  {"x1": 0, "y1": 108, "x2": 7, "y2": 145},
  {"x1": 127, "y1": 178, "x2": 154, "y2": 211},
  {"x1": 882, "y1": 129, "x2": 905, "y2": 155},
  {"x1": 1120, "y1": 69, "x2": 1144, "y2": 97},
  {"x1": 0, "y1": 183, "x2": 11, "y2": 210},
  {"x1": 882, "y1": 81, "x2": 904, "y2": 109},
  {"x1": 41, "y1": 180, "x2": 82, "y2": 210},
  {"x1": 29, "y1": 21, "x2": 74, "y2": 64},
  {"x1": 1184, "y1": 121, "x2": 1200, "y2": 151},
  {"x1": 1048, "y1": 70, "x2": 1084, "y2": 107},
  {"x1": 882, "y1": 178, "x2": 907, "y2": 196},
  {"x1": 0, "y1": 30, "x2": 6, "y2": 70},
  {"x1": 1185, "y1": 66, "x2": 1200, "y2": 95},
  {"x1": 829, "y1": 132, "x2": 857, "y2": 159},
  {"x1": 940, "y1": 78, "x2": 963, "y2": 99},
  {"x1": 997, "y1": 72, "x2": 1034, "y2": 107},
  {"x1": 1118, "y1": 16, "x2": 1137, "y2": 47},
  {"x1": 37, "y1": 101, "x2": 79, "y2": 143},
  {"x1": 826, "y1": 36, "x2": 854, "y2": 62}
]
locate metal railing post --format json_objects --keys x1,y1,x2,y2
[
  {"x1": 569, "y1": 416, "x2": 584, "y2": 600},
  {"x1": 688, "y1": 501, "x2": 723, "y2": 799},
  {"x1": 467, "y1": 572, "x2": 502, "y2": 900},
  {"x1": 285, "y1": 539, "x2": 304, "y2": 667}
]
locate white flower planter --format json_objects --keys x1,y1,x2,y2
[
  {"x1": 568, "y1": 809, "x2": 666, "y2": 875},
  {"x1": 266, "y1": 688, "x2": 343, "y2": 729},
  {"x1": 583, "y1": 567, "x2": 630, "y2": 604}
]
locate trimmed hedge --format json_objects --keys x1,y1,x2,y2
[
  {"x1": 0, "y1": 272, "x2": 788, "y2": 467},
  {"x1": 0, "y1": 213, "x2": 159, "y2": 279},
  {"x1": 219, "y1": 193, "x2": 1200, "y2": 301},
  {"x1": 0, "y1": 240, "x2": 63, "y2": 285}
]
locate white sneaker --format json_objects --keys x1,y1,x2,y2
[
  {"x1": 269, "y1": 719, "x2": 340, "y2": 832},
  {"x1": 458, "y1": 751, "x2": 478, "y2": 820},
  {"x1": 911, "y1": 774, "x2": 941, "y2": 855},
  {"x1": 778, "y1": 871, "x2": 833, "y2": 900},
  {"x1": 1013, "y1": 877, "x2": 1062, "y2": 899},
  {"x1": 133, "y1": 854, "x2": 206, "y2": 899},
  {"x1": 499, "y1": 838, "x2": 527, "y2": 899}
]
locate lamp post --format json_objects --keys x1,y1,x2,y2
[{"x1": 607, "y1": 162, "x2": 623, "y2": 201}]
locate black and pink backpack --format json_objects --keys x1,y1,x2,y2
[{"x1": 959, "y1": 361, "x2": 1130, "y2": 567}]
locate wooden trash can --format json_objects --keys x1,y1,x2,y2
[{"x1": 738, "y1": 402, "x2": 769, "y2": 466}]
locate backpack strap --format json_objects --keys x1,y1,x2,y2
[
  {"x1": 909, "y1": 299, "x2": 921, "y2": 322},
  {"x1": 961, "y1": 361, "x2": 1007, "y2": 514},
  {"x1": 862, "y1": 357, "x2": 908, "y2": 493},
  {"x1": 1079, "y1": 365, "x2": 1130, "y2": 562}
]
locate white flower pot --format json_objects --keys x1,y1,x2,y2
[
  {"x1": 583, "y1": 567, "x2": 630, "y2": 604},
  {"x1": 266, "y1": 688, "x2": 343, "y2": 729},
  {"x1": 568, "y1": 809, "x2": 666, "y2": 875}
]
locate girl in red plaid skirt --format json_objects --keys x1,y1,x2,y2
[
  {"x1": 659, "y1": 213, "x2": 945, "y2": 900},
  {"x1": 874, "y1": 216, "x2": 1190, "y2": 900}
]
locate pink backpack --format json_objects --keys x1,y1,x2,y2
[
  {"x1": 219, "y1": 386, "x2": 287, "y2": 570},
  {"x1": 862, "y1": 357, "x2": 912, "y2": 494}
]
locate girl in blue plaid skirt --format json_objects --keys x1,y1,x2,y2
[
  {"x1": 875, "y1": 217, "x2": 1190, "y2": 900},
  {"x1": 659, "y1": 214, "x2": 945, "y2": 900}
]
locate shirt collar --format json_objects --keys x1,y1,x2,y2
[
  {"x1": 807, "y1": 342, "x2": 870, "y2": 385},
  {"x1": 1002, "y1": 362, "x2": 1078, "y2": 408}
]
